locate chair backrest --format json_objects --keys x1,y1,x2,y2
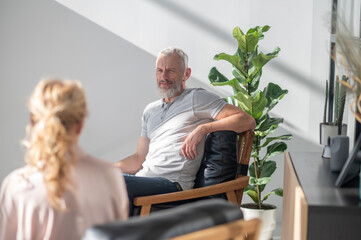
[
  {"x1": 194, "y1": 130, "x2": 254, "y2": 192},
  {"x1": 235, "y1": 130, "x2": 254, "y2": 204}
]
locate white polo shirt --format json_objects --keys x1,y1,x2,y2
[{"x1": 136, "y1": 88, "x2": 226, "y2": 190}]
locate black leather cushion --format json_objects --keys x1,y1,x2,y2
[
  {"x1": 194, "y1": 131, "x2": 238, "y2": 189},
  {"x1": 82, "y1": 199, "x2": 243, "y2": 240},
  {"x1": 135, "y1": 131, "x2": 239, "y2": 213}
]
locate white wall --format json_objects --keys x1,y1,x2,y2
[
  {"x1": 1, "y1": 0, "x2": 349, "y2": 236},
  {"x1": 0, "y1": 0, "x2": 159, "y2": 181}
]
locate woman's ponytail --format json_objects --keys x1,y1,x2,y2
[{"x1": 24, "y1": 79, "x2": 87, "y2": 211}]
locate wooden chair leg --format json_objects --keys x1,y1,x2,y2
[
  {"x1": 235, "y1": 189, "x2": 244, "y2": 205},
  {"x1": 225, "y1": 191, "x2": 238, "y2": 205},
  {"x1": 139, "y1": 204, "x2": 151, "y2": 217}
]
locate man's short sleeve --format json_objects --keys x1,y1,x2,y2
[
  {"x1": 193, "y1": 88, "x2": 226, "y2": 119},
  {"x1": 141, "y1": 109, "x2": 148, "y2": 138}
]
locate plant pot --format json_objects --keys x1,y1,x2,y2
[
  {"x1": 320, "y1": 123, "x2": 347, "y2": 145},
  {"x1": 319, "y1": 123, "x2": 347, "y2": 158},
  {"x1": 240, "y1": 203, "x2": 276, "y2": 240}
]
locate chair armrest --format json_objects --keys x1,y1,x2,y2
[{"x1": 133, "y1": 176, "x2": 249, "y2": 206}]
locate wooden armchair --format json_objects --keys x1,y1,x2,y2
[{"x1": 134, "y1": 130, "x2": 254, "y2": 216}]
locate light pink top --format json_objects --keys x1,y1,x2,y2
[{"x1": 0, "y1": 146, "x2": 129, "y2": 240}]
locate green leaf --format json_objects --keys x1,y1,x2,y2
[
  {"x1": 274, "y1": 188, "x2": 283, "y2": 196},
  {"x1": 209, "y1": 67, "x2": 246, "y2": 94},
  {"x1": 223, "y1": 96, "x2": 238, "y2": 106},
  {"x1": 234, "y1": 47, "x2": 247, "y2": 65},
  {"x1": 249, "y1": 70, "x2": 262, "y2": 93},
  {"x1": 263, "y1": 82, "x2": 288, "y2": 114},
  {"x1": 249, "y1": 48, "x2": 280, "y2": 83},
  {"x1": 235, "y1": 90, "x2": 268, "y2": 119},
  {"x1": 248, "y1": 161, "x2": 275, "y2": 192},
  {"x1": 233, "y1": 27, "x2": 246, "y2": 53},
  {"x1": 214, "y1": 53, "x2": 247, "y2": 77},
  {"x1": 261, "y1": 134, "x2": 293, "y2": 148},
  {"x1": 246, "y1": 49, "x2": 258, "y2": 70},
  {"x1": 247, "y1": 25, "x2": 271, "y2": 40},
  {"x1": 264, "y1": 142, "x2": 288, "y2": 160},
  {"x1": 262, "y1": 188, "x2": 283, "y2": 202},
  {"x1": 249, "y1": 176, "x2": 271, "y2": 186},
  {"x1": 248, "y1": 161, "x2": 257, "y2": 178},
  {"x1": 232, "y1": 67, "x2": 246, "y2": 85},
  {"x1": 261, "y1": 25, "x2": 271, "y2": 33},
  {"x1": 208, "y1": 67, "x2": 229, "y2": 83},
  {"x1": 255, "y1": 114, "x2": 268, "y2": 129},
  {"x1": 245, "y1": 189, "x2": 259, "y2": 203},
  {"x1": 245, "y1": 185, "x2": 257, "y2": 194},
  {"x1": 245, "y1": 32, "x2": 259, "y2": 53},
  {"x1": 260, "y1": 161, "x2": 276, "y2": 178},
  {"x1": 256, "y1": 116, "x2": 284, "y2": 138},
  {"x1": 252, "y1": 47, "x2": 280, "y2": 71},
  {"x1": 258, "y1": 116, "x2": 283, "y2": 131},
  {"x1": 232, "y1": 91, "x2": 250, "y2": 114},
  {"x1": 251, "y1": 91, "x2": 268, "y2": 119},
  {"x1": 255, "y1": 128, "x2": 278, "y2": 138},
  {"x1": 233, "y1": 26, "x2": 259, "y2": 53},
  {"x1": 212, "y1": 79, "x2": 244, "y2": 94}
]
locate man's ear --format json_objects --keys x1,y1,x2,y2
[{"x1": 183, "y1": 68, "x2": 191, "y2": 81}]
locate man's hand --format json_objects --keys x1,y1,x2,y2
[
  {"x1": 181, "y1": 126, "x2": 207, "y2": 160},
  {"x1": 113, "y1": 137, "x2": 150, "y2": 174}
]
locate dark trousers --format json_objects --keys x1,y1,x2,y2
[{"x1": 123, "y1": 174, "x2": 182, "y2": 216}]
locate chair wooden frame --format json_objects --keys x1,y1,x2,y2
[
  {"x1": 133, "y1": 130, "x2": 255, "y2": 216},
  {"x1": 170, "y1": 218, "x2": 262, "y2": 240}
]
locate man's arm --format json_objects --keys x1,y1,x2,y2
[
  {"x1": 181, "y1": 104, "x2": 255, "y2": 160},
  {"x1": 113, "y1": 136, "x2": 150, "y2": 174}
]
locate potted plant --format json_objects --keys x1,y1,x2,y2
[
  {"x1": 320, "y1": 75, "x2": 348, "y2": 158},
  {"x1": 208, "y1": 25, "x2": 292, "y2": 240}
]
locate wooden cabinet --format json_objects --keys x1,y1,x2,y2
[{"x1": 282, "y1": 152, "x2": 361, "y2": 240}]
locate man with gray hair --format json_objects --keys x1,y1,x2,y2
[{"x1": 114, "y1": 47, "x2": 255, "y2": 215}]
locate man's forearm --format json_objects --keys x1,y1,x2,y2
[
  {"x1": 114, "y1": 154, "x2": 143, "y2": 174},
  {"x1": 181, "y1": 111, "x2": 255, "y2": 160},
  {"x1": 199, "y1": 112, "x2": 255, "y2": 135}
]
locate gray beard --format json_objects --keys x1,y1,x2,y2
[{"x1": 157, "y1": 81, "x2": 182, "y2": 99}]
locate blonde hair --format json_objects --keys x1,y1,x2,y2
[{"x1": 23, "y1": 79, "x2": 87, "y2": 210}]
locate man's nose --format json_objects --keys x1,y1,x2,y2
[{"x1": 160, "y1": 71, "x2": 169, "y2": 80}]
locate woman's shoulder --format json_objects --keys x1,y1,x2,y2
[{"x1": 1, "y1": 165, "x2": 43, "y2": 196}]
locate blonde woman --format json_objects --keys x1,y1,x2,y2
[{"x1": 0, "y1": 79, "x2": 128, "y2": 240}]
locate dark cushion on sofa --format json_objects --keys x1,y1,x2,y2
[
  {"x1": 82, "y1": 199, "x2": 243, "y2": 240},
  {"x1": 194, "y1": 131, "x2": 238, "y2": 189}
]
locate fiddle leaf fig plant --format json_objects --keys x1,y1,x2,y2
[{"x1": 209, "y1": 25, "x2": 292, "y2": 209}]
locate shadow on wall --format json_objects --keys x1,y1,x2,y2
[{"x1": 150, "y1": 0, "x2": 324, "y2": 95}]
